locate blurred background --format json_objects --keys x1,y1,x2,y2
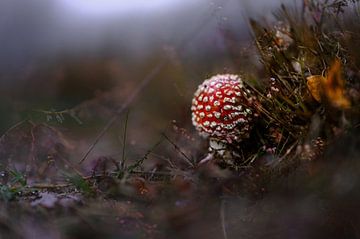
[
  {"x1": 0, "y1": 0, "x2": 291, "y2": 171},
  {"x1": 2, "y1": 1, "x2": 360, "y2": 239}
]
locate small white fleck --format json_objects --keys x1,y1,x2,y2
[
  {"x1": 203, "y1": 121, "x2": 210, "y2": 126},
  {"x1": 215, "y1": 92, "x2": 222, "y2": 98},
  {"x1": 209, "y1": 96, "x2": 214, "y2": 102},
  {"x1": 210, "y1": 122, "x2": 217, "y2": 128},
  {"x1": 230, "y1": 75, "x2": 237, "y2": 80},
  {"x1": 214, "y1": 101, "x2": 220, "y2": 106},
  {"x1": 199, "y1": 112, "x2": 205, "y2": 118},
  {"x1": 214, "y1": 112, "x2": 221, "y2": 118},
  {"x1": 194, "y1": 89, "x2": 200, "y2": 97},
  {"x1": 237, "y1": 106, "x2": 243, "y2": 111},
  {"x1": 207, "y1": 114, "x2": 213, "y2": 118},
  {"x1": 203, "y1": 96, "x2": 209, "y2": 102},
  {"x1": 216, "y1": 83, "x2": 222, "y2": 88},
  {"x1": 224, "y1": 97, "x2": 236, "y2": 103},
  {"x1": 230, "y1": 112, "x2": 237, "y2": 118},
  {"x1": 226, "y1": 90, "x2": 233, "y2": 96},
  {"x1": 198, "y1": 95, "x2": 203, "y2": 101},
  {"x1": 205, "y1": 105, "x2": 211, "y2": 111},
  {"x1": 271, "y1": 86, "x2": 279, "y2": 92},
  {"x1": 197, "y1": 105, "x2": 204, "y2": 110},
  {"x1": 223, "y1": 105, "x2": 232, "y2": 110}
]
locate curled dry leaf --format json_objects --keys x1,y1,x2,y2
[
  {"x1": 306, "y1": 59, "x2": 350, "y2": 109},
  {"x1": 324, "y1": 60, "x2": 350, "y2": 109},
  {"x1": 307, "y1": 75, "x2": 324, "y2": 102}
]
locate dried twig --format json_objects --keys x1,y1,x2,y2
[
  {"x1": 220, "y1": 197, "x2": 229, "y2": 239},
  {"x1": 0, "y1": 119, "x2": 28, "y2": 141},
  {"x1": 162, "y1": 133, "x2": 194, "y2": 167},
  {"x1": 120, "y1": 110, "x2": 130, "y2": 170}
]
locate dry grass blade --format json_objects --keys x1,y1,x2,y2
[
  {"x1": 162, "y1": 133, "x2": 194, "y2": 167},
  {"x1": 120, "y1": 110, "x2": 130, "y2": 170},
  {"x1": 220, "y1": 198, "x2": 228, "y2": 239}
]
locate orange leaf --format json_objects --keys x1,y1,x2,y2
[
  {"x1": 307, "y1": 75, "x2": 324, "y2": 102},
  {"x1": 323, "y1": 59, "x2": 350, "y2": 109},
  {"x1": 306, "y1": 60, "x2": 350, "y2": 109}
]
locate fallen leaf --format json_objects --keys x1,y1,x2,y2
[
  {"x1": 306, "y1": 59, "x2": 350, "y2": 109},
  {"x1": 307, "y1": 75, "x2": 324, "y2": 102},
  {"x1": 323, "y1": 59, "x2": 350, "y2": 109}
]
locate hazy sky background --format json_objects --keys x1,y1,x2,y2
[{"x1": 0, "y1": 0, "x2": 292, "y2": 73}]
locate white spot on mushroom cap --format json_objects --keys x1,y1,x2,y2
[
  {"x1": 225, "y1": 90, "x2": 233, "y2": 96},
  {"x1": 210, "y1": 122, "x2": 217, "y2": 128},
  {"x1": 223, "y1": 105, "x2": 232, "y2": 110}
]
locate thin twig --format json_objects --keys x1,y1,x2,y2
[
  {"x1": 0, "y1": 119, "x2": 28, "y2": 141},
  {"x1": 127, "y1": 138, "x2": 164, "y2": 173},
  {"x1": 120, "y1": 110, "x2": 130, "y2": 170},
  {"x1": 26, "y1": 183, "x2": 72, "y2": 189},
  {"x1": 162, "y1": 133, "x2": 194, "y2": 167},
  {"x1": 220, "y1": 197, "x2": 229, "y2": 239}
]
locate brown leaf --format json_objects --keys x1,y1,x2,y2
[
  {"x1": 306, "y1": 60, "x2": 350, "y2": 109},
  {"x1": 323, "y1": 59, "x2": 350, "y2": 109},
  {"x1": 307, "y1": 75, "x2": 324, "y2": 102}
]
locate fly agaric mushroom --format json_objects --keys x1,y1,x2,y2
[{"x1": 191, "y1": 74, "x2": 258, "y2": 160}]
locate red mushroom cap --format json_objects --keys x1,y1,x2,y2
[{"x1": 191, "y1": 74, "x2": 258, "y2": 143}]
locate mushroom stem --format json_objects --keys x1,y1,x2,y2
[
  {"x1": 198, "y1": 138, "x2": 227, "y2": 164},
  {"x1": 209, "y1": 138, "x2": 227, "y2": 156},
  {"x1": 198, "y1": 153, "x2": 214, "y2": 165}
]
